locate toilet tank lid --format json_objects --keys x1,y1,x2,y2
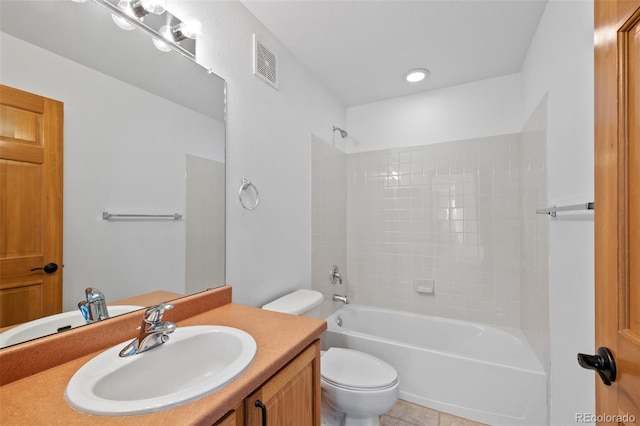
[{"x1": 262, "y1": 289, "x2": 324, "y2": 315}]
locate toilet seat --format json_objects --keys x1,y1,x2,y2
[{"x1": 321, "y1": 348, "x2": 398, "y2": 391}]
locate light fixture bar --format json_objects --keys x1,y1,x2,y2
[{"x1": 90, "y1": 0, "x2": 196, "y2": 60}]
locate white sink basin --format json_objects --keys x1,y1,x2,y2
[
  {"x1": 0, "y1": 305, "x2": 143, "y2": 348},
  {"x1": 65, "y1": 325, "x2": 257, "y2": 416}
]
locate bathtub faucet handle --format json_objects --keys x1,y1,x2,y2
[{"x1": 330, "y1": 265, "x2": 343, "y2": 285}]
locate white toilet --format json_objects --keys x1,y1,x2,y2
[{"x1": 263, "y1": 289, "x2": 399, "y2": 426}]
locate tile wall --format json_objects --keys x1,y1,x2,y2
[
  {"x1": 311, "y1": 136, "x2": 347, "y2": 298},
  {"x1": 312, "y1": 129, "x2": 549, "y2": 330},
  {"x1": 519, "y1": 97, "x2": 550, "y2": 371},
  {"x1": 345, "y1": 134, "x2": 522, "y2": 327}
]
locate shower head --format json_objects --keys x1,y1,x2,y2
[{"x1": 332, "y1": 125, "x2": 348, "y2": 138}]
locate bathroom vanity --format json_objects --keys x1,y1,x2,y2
[{"x1": 0, "y1": 286, "x2": 326, "y2": 425}]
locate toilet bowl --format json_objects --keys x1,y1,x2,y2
[
  {"x1": 262, "y1": 289, "x2": 399, "y2": 426},
  {"x1": 321, "y1": 347, "x2": 399, "y2": 426}
]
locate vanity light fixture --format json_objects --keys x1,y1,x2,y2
[
  {"x1": 111, "y1": 0, "x2": 166, "y2": 31},
  {"x1": 164, "y1": 16, "x2": 201, "y2": 42},
  {"x1": 134, "y1": 0, "x2": 167, "y2": 16},
  {"x1": 403, "y1": 68, "x2": 430, "y2": 83},
  {"x1": 93, "y1": 0, "x2": 199, "y2": 59}
]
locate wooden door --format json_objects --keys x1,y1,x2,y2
[
  {"x1": 595, "y1": 0, "x2": 640, "y2": 421},
  {"x1": 0, "y1": 85, "x2": 63, "y2": 328}
]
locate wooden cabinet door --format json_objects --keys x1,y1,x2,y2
[
  {"x1": 245, "y1": 340, "x2": 321, "y2": 426},
  {"x1": 213, "y1": 409, "x2": 241, "y2": 426},
  {"x1": 595, "y1": 0, "x2": 640, "y2": 420},
  {"x1": 0, "y1": 85, "x2": 63, "y2": 327}
]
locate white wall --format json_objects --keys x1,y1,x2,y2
[
  {"x1": 347, "y1": 73, "x2": 522, "y2": 153},
  {"x1": 186, "y1": 156, "x2": 226, "y2": 294},
  {"x1": 520, "y1": 0, "x2": 595, "y2": 423},
  {"x1": 1, "y1": 33, "x2": 223, "y2": 310},
  {"x1": 169, "y1": 1, "x2": 346, "y2": 306}
]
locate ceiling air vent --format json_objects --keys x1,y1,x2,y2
[{"x1": 253, "y1": 34, "x2": 279, "y2": 89}]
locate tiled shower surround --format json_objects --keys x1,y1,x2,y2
[
  {"x1": 346, "y1": 134, "x2": 522, "y2": 327},
  {"x1": 312, "y1": 113, "x2": 550, "y2": 366},
  {"x1": 311, "y1": 136, "x2": 347, "y2": 296},
  {"x1": 519, "y1": 98, "x2": 550, "y2": 371}
]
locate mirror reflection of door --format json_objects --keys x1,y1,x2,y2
[{"x1": 0, "y1": 84, "x2": 63, "y2": 327}]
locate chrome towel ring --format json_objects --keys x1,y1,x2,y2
[{"x1": 239, "y1": 178, "x2": 259, "y2": 210}]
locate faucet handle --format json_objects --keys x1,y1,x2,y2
[
  {"x1": 84, "y1": 287, "x2": 105, "y2": 303},
  {"x1": 143, "y1": 303, "x2": 174, "y2": 324},
  {"x1": 329, "y1": 265, "x2": 343, "y2": 285}
]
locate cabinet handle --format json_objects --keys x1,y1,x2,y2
[{"x1": 255, "y1": 400, "x2": 267, "y2": 426}]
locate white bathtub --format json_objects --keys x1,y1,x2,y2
[{"x1": 322, "y1": 305, "x2": 547, "y2": 426}]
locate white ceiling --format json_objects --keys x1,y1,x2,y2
[{"x1": 242, "y1": 0, "x2": 548, "y2": 107}]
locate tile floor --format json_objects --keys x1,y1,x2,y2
[{"x1": 380, "y1": 400, "x2": 487, "y2": 426}]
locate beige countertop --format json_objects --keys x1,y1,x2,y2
[{"x1": 0, "y1": 287, "x2": 327, "y2": 425}]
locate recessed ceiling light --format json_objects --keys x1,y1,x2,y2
[{"x1": 404, "y1": 68, "x2": 430, "y2": 83}]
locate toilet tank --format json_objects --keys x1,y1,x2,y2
[{"x1": 262, "y1": 289, "x2": 324, "y2": 318}]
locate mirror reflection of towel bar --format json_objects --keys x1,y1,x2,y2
[
  {"x1": 102, "y1": 212, "x2": 182, "y2": 220},
  {"x1": 536, "y1": 202, "x2": 594, "y2": 217}
]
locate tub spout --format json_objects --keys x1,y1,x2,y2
[{"x1": 332, "y1": 294, "x2": 349, "y2": 304}]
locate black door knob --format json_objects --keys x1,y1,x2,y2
[
  {"x1": 30, "y1": 262, "x2": 59, "y2": 274},
  {"x1": 577, "y1": 347, "x2": 616, "y2": 386}
]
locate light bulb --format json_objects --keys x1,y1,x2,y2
[
  {"x1": 160, "y1": 17, "x2": 201, "y2": 43},
  {"x1": 111, "y1": 13, "x2": 136, "y2": 31},
  {"x1": 112, "y1": 0, "x2": 137, "y2": 30},
  {"x1": 117, "y1": 0, "x2": 136, "y2": 17},
  {"x1": 152, "y1": 26, "x2": 174, "y2": 52},
  {"x1": 178, "y1": 16, "x2": 201, "y2": 39},
  {"x1": 140, "y1": 0, "x2": 167, "y2": 15},
  {"x1": 403, "y1": 68, "x2": 430, "y2": 83},
  {"x1": 158, "y1": 25, "x2": 173, "y2": 42},
  {"x1": 152, "y1": 37, "x2": 173, "y2": 52}
]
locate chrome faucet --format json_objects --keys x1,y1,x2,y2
[
  {"x1": 78, "y1": 287, "x2": 110, "y2": 323},
  {"x1": 329, "y1": 265, "x2": 348, "y2": 304},
  {"x1": 119, "y1": 303, "x2": 176, "y2": 357},
  {"x1": 332, "y1": 294, "x2": 349, "y2": 304}
]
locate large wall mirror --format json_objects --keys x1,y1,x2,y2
[{"x1": 0, "y1": 0, "x2": 225, "y2": 345}]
